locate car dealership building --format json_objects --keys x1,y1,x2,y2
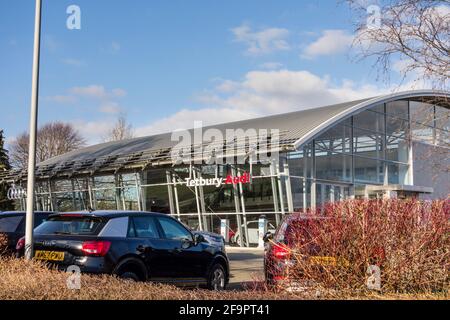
[{"x1": 1, "y1": 90, "x2": 449, "y2": 246}]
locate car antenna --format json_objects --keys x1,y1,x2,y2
[{"x1": 88, "y1": 206, "x2": 95, "y2": 213}]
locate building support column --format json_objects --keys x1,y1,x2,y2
[
  {"x1": 90, "y1": 177, "x2": 97, "y2": 210},
  {"x1": 35, "y1": 184, "x2": 41, "y2": 211},
  {"x1": 121, "y1": 183, "x2": 126, "y2": 210},
  {"x1": 275, "y1": 161, "x2": 286, "y2": 217},
  {"x1": 303, "y1": 150, "x2": 308, "y2": 210},
  {"x1": 192, "y1": 170, "x2": 204, "y2": 231},
  {"x1": 238, "y1": 170, "x2": 249, "y2": 247},
  {"x1": 196, "y1": 169, "x2": 208, "y2": 231},
  {"x1": 283, "y1": 162, "x2": 294, "y2": 213},
  {"x1": 269, "y1": 161, "x2": 280, "y2": 226},
  {"x1": 134, "y1": 172, "x2": 143, "y2": 211},
  {"x1": 311, "y1": 142, "x2": 317, "y2": 211},
  {"x1": 166, "y1": 171, "x2": 175, "y2": 215},
  {"x1": 172, "y1": 176, "x2": 181, "y2": 220},
  {"x1": 71, "y1": 180, "x2": 77, "y2": 210},
  {"x1": 47, "y1": 180, "x2": 55, "y2": 211},
  {"x1": 232, "y1": 167, "x2": 244, "y2": 247}
]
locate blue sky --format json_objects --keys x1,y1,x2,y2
[{"x1": 0, "y1": 0, "x2": 419, "y2": 145}]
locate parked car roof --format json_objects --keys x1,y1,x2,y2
[
  {"x1": 0, "y1": 211, "x2": 54, "y2": 216},
  {"x1": 49, "y1": 210, "x2": 168, "y2": 219}
]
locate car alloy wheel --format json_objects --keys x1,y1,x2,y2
[{"x1": 210, "y1": 265, "x2": 225, "y2": 291}]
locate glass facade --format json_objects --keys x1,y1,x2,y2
[{"x1": 24, "y1": 97, "x2": 448, "y2": 246}]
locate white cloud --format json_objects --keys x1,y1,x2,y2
[
  {"x1": 99, "y1": 101, "x2": 121, "y2": 114},
  {"x1": 111, "y1": 41, "x2": 121, "y2": 53},
  {"x1": 259, "y1": 62, "x2": 284, "y2": 70},
  {"x1": 45, "y1": 85, "x2": 126, "y2": 115},
  {"x1": 61, "y1": 58, "x2": 86, "y2": 67},
  {"x1": 208, "y1": 69, "x2": 384, "y2": 115},
  {"x1": 70, "y1": 85, "x2": 108, "y2": 99},
  {"x1": 111, "y1": 88, "x2": 127, "y2": 97},
  {"x1": 214, "y1": 80, "x2": 240, "y2": 93},
  {"x1": 231, "y1": 24, "x2": 290, "y2": 55},
  {"x1": 135, "y1": 108, "x2": 256, "y2": 137},
  {"x1": 133, "y1": 69, "x2": 388, "y2": 138},
  {"x1": 72, "y1": 120, "x2": 115, "y2": 144},
  {"x1": 45, "y1": 95, "x2": 77, "y2": 104},
  {"x1": 69, "y1": 85, "x2": 126, "y2": 100},
  {"x1": 43, "y1": 35, "x2": 58, "y2": 52},
  {"x1": 302, "y1": 29, "x2": 354, "y2": 58},
  {"x1": 63, "y1": 69, "x2": 429, "y2": 143}
]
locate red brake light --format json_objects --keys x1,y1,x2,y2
[
  {"x1": 16, "y1": 237, "x2": 25, "y2": 251},
  {"x1": 272, "y1": 244, "x2": 290, "y2": 260},
  {"x1": 81, "y1": 241, "x2": 111, "y2": 257}
]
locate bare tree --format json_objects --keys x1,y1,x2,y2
[
  {"x1": 348, "y1": 0, "x2": 449, "y2": 88},
  {"x1": 9, "y1": 122, "x2": 86, "y2": 169},
  {"x1": 103, "y1": 114, "x2": 134, "y2": 142}
]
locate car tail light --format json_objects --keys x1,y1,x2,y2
[
  {"x1": 272, "y1": 243, "x2": 290, "y2": 260},
  {"x1": 16, "y1": 236, "x2": 25, "y2": 251},
  {"x1": 81, "y1": 241, "x2": 111, "y2": 257},
  {"x1": 273, "y1": 275, "x2": 287, "y2": 281}
]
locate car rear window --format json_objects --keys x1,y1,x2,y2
[
  {"x1": 34, "y1": 216, "x2": 105, "y2": 236},
  {"x1": 0, "y1": 216, "x2": 23, "y2": 232},
  {"x1": 275, "y1": 218, "x2": 320, "y2": 245},
  {"x1": 16, "y1": 213, "x2": 49, "y2": 233}
]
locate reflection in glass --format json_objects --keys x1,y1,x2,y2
[
  {"x1": 353, "y1": 110, "x2": 385, "y2": 133},
  {"x1": 411, "y1": 122, "x2": 434, "y2": 144},
  {"x1": 315, "y1": 153, "x2": 352, "y2": 182},
  {"x1": 386, "y1": 115, "x2": 409, "y2": 139},
  {"x1": 387, "y1": 163, "x2": 409, "y2": 185},
  {"x1": 386, "y1": 137, "x2": 409, "y2": 163},
  {"x1": 435, "y1": 106, "x2": 450, "y2": 131},
  {"x1": 386, "y1": 100, "x2": 409, "y2": 119},
  {"x1": 315, "y1": 124, "x2": 352, "y2": 154},
  {"x1": 353, "y1": 128, "x2": 384, "y2": 159},
  {"x1": 354, "y1": 156, "x2": 384, "y2": 184},
  {"x1": 410, "y1": 101, "x2": 434, "y2": 126}
]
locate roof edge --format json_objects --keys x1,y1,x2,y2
[{"x1": 293, "y1": 90, "x2": 450, "y2": 150}]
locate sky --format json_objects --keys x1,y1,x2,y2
[{"x1": 0, "y1": 0, "x2": 427, "y2": 146}]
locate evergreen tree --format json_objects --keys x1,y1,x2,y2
[{"x1": 0, "y1": 130, "x2": 14, "y2": 210}]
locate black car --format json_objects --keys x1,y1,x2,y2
[
  {"x1": 17, "y1": 211, "x2": 229, "y2": 290},
  {"x1": 0, "y1": 211, "x2": 53, "y2": 255}
]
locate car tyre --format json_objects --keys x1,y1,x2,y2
[
  {"x1": 207, "y1": 263, "x2": 226, "y2": 291},
  {"x1": 118, "y1": 271, "x2": 140, "y2": 282}
]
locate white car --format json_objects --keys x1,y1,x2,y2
[{"x1": 232, "y1": 220, "x2": 276, "y2": 245}]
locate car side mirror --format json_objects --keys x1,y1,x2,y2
[
  {"x1": 181, "y1": 238, "x2": 193, "y2": 249},
  {"x1": 263, "y1": 231, "x2": 273, "y2": 243},
  {"x1": 194, "y1": 233, "x2": 205, "y2": 246}
]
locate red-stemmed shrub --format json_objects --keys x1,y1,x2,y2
[
  {"x1": 275, "y1": 199, "x2": 449, "y2": 294},
  {"x1": 0, "y1": 233, "x2": 8, "y2": 255}
]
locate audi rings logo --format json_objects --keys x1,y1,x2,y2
[{"x1": 7, "y1": 185, "x2": 26, "y2": 200}]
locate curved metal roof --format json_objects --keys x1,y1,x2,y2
[
  {"x1": 1, "y1": 90, "x2": 449, "y2": 182},
  {"x1": 38, "y1": 97, "x2": 371, "y2": 166},
  {"x1": 293, "y1": 89, "x2": 450, "y2": 149}
]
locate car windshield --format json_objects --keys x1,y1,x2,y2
[
  {"x1": 34, "y1": 216, "x2": 105, "y2": 235},
  {"x1": 0, "y1": 216, "x2": 23, "y2": 232}
]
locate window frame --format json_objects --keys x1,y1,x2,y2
[
  {"x1": 128, "y1": 215, "x2": 162, "y2": 239},
  {"x1": 155, "y1": 216, "x2": 194, "y2": 242}
]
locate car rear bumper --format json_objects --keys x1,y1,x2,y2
[{"x1": 46, "y1": 256, "x2": 114, "y2": 275}]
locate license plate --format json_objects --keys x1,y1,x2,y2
[
  {"x1": 310, "y1": 256, "x2": 338, "y2": 266},
  {"x1": 34, "y1": 250, "x2": 65, "y2": 261},
  {"x1": 310, "y1": 256, "x2": 350, "y2": 267}
]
